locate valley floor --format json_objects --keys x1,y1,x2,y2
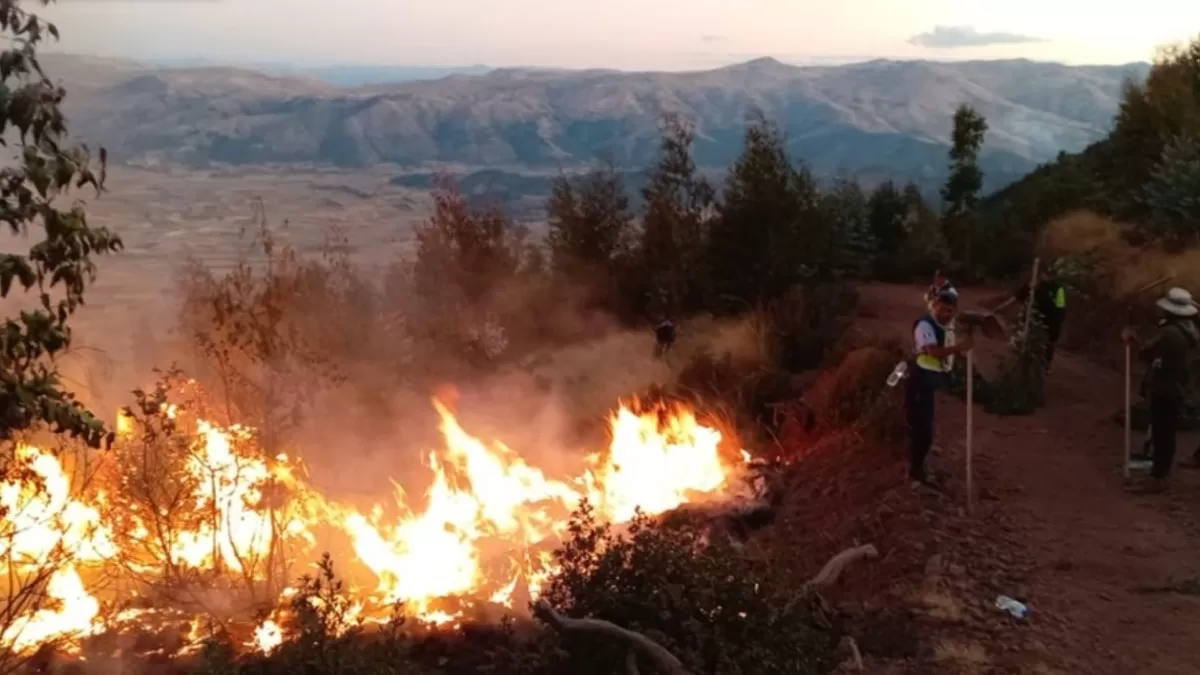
[{"x1": 855, "y1": 284, "x2": 1200, "y2": 675}]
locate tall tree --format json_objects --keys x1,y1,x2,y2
[
  {"x1": 709, "y1": 111, "x2": 808, "y2": 310},
  {"x1": 817, "y1": 178, "x2": 877, "y2": 280},
  {"x1": 639, "y1": 115, "x2": 715, "y2": 316},
  {"x1": 1138, "y1": 133, "x2": 1200, "y2": 249},
  {"x1": 0, "y1": 0, "x2": 123, "y2": 447},
  {"x1": 941, "y1": 104, "x2": 989, "y2": 275},
  {"x1": 866, "y1": 180, "x2": 910, "y2": 280},
  {"x1": 1104, "y1": 38, "x2": 1200, "y2": 222},
  {"x1": 411, "y1": 182, "x2": 518, "y2": 355},
  {"x1": 546, "y1": 160, "x2": 635, "y2": 308}
]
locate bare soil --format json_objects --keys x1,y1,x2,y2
[{"x1": 826, "y1": 283, "x2": 1200, "y2": 675}]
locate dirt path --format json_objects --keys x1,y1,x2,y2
[{"x1": 857, "y1": 284, "x2": 1200, "y2": 675}]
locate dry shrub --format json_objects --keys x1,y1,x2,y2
[
  {"x1": 1039, "y1": 209, "x2": 1200, "y2": 365},
  {"x1": 803, "y1": 342, "x2": 906, "y2": 443},
  {"x1": 1041, "y1": 210, "x2": 1200, "y2": 296}
]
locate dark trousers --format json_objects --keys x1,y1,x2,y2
[
  {"x1": 1150, "y1": 395, "x2": 1182, "y2": 479},
  {"x1": 1045, "y1": 320, "x2": 1062, "y2": 369},
  {"x1": 905, "y1": 368, "x2": 940, "y2": 481}
]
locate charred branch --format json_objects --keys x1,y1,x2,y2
[{"x1": 532, "y1": 599, "x2": 692, "y2": 675}]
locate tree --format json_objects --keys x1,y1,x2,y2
[
  {"x1": 411, "y1": 182, "x2": 519, "y2": 366},
  {"x1": 866, "y1": 180, "x2": 909, "y2": 279},
  {"x1": 1104, "y1": 37, "x2": 1200, "y2": 222},
  {"x1": 0, "y1": 0, "x2": 123, "y2": 448},
  {"x1": 1137, "y1": 133, "x2": 1200, "y2": 249},
  {"x1": 546, "y1": 161, "x2": 635, "y2": 311},
  {"x1": 894, "y1": 183, "x2": 949, "y2": 279},
  {"x1": 709, "y1": 111, "x2": 808, "y2": 310},
  {"x1": 817, "y1": 178, "x2": 876, "y2": 280},
  {"x1": 941, "y1": 104, "x2": 988, "y2": 275},
  {"x1": 640, "y1": 116, "x2": 716, "y2": 317}
]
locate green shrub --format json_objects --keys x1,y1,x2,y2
[
  {"x1": 540, "y1": 502, "x2": 836, "y2": 675},
  {"x1": 985, "y1": 308, "x2": 1050, "y2": 416}
]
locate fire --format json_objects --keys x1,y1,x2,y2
[{"x1": 0, "y1": 395, "x2": 747, "y2": 658}]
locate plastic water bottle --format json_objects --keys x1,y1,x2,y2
[
  {"x1": 886, "y1": 361, "x2": 908, "y2": 387},
  {"x1": 994, "y1": 595, "x2": 1029, "y2": 619}
]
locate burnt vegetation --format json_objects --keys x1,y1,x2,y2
[{"x1": 4, "y1": 0, "x2": 1200, "y2": 672}]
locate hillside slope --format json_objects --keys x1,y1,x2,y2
[
  {"x1": 49, "y1": 54, "x2": 1147, "y2": 184},
  {"x1": 850, "y1": 284, "x2": 1200, "y2": 674}
]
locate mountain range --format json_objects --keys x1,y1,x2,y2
[{"x1": 48, "y1": 54, "x2": 1149, "y2": 191}]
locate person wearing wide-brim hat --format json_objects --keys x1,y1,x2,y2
[{"x1": 1121, "y1": 287, "x2": 1199, "y2": 493}]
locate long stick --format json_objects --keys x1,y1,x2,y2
[
  {"x1": 1124, "y1": 340, "x2": 1132, "y2": 479},
  {"x1": 1021, "y1": 258, "x2": 1040, "y2": 346},
  {"x1": 966, "y1": 346, "x2": 975, "y2": 513}
]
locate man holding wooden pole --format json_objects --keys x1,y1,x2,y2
[
  {"x1": 993, "y1": 261, "x2": 1067, "y2": 373},
  {"x1": 1121, "y1": 287, "x2": 1199, "y2": 493},
  {"x1": 907, "y1": 289, "x2": 974, "y2": 487}
]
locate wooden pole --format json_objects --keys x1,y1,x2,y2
[
  {"x1": 1021, "y1": 258, "x2": 1040, "y2": 346},
  {"x1": 1124, "y1": 340, "x2": 1132, "y2": 479},
  {"x1": 966, "y1": 344, "x2": 975, "y2": 513}
]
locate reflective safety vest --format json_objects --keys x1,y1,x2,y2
[
  {"x1": 1052, "y1": 284, "x2": 1067, "y2": 310},
  {"x1": 914, "y1": 316, "x2": 955, "y2": 373}
]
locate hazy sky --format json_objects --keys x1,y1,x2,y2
[{"x1": 41, "y1": 0, "x2": 1199, "y2": 70}]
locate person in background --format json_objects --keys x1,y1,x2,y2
[
  {"x1": 1121, "y1": 287, "x2": 1199, "y2": 493},
  {"x1": 907, "y1": 289, "x2": 974, "y2": 487},
  {"x1": 924, "y1": 272, "x2": 957, "y2": 313},
  {"x1": 653, "y1": 317, "x2": 677, "y2": 358},
  {"x1": 994, "y1": 264, "x2": 1068, "y2": 372}
]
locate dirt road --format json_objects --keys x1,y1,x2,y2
[{"x1": 857, "y1": 284, "x2": 1200, "y2": 675}]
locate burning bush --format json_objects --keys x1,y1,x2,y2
[{"x1": 0, "y1": 370, "x2": 770, "y2": 670}]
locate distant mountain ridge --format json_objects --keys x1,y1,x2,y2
[{"x1": 48, "y1": 54, "x2": 1149, "y2": 189}]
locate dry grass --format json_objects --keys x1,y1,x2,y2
[
  {"x1": 933, "y1": 639, "x2": 991, "y2": 674},
  {"x1": 1041, "y1": 210, "x2": 1200, "y2": 297}
]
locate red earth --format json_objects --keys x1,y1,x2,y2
[{"x1": 776, "y1": 283, "x2": 1200, "y2": 675}]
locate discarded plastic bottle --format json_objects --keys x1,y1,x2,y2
[
  {"x1": 886, "y1": 361, "x2": 909, "y2": 387},
  {"x1": 994, "y1": 595, "x2": 1029, "y2": 619}
]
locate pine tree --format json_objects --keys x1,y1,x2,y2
[
  {"x1": 640, "y1": 115, "x2": 715, "y2": 315},
  {"x1": 709, "y1": 111, "x2": 807, "y2": 310},
  {"x1": 942, "y1": 105, "x2": 988, "y2": 276},
  {"x1": 546, "y1": 160, "x2": 635, "y2": 311},
  {"x1": 547, "y1": 161, "x2": 635, "y2": 278},
  {"x1": 866, "y1": 180, "x2": 910, "y2": 279},
  {"x1": 817, "y1": 178, "x2": 877, "y2": 280},
  {"x1": 1138, "y1": 134, "x2": 1200, "y2": 249}
]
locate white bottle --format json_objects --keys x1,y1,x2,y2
[
  {"x1": 994, "y1": 595, "x2": 1029, "y2": 619},
  {"x1": 886, "y1": 361, "x2": 908, "y2": 387}
]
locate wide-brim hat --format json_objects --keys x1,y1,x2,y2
[{"x1": 1157, "y1": 287, "x2": 1198, "y2": 317}]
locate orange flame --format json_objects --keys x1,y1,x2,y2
[{"x1": 1, "y1": 395, "x2": 748, "y2": 655}]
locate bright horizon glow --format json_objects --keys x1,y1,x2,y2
[{"x1": 37, "y1": 0, "x2": 1200, "y2": 71}]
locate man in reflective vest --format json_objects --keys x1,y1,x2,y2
[
  {"x1": 907, "y1": 289, "x2": 974, "y2": 486},
  {"x1": 924, "y1": 273, "x2": 957, "y2": 313},
  {"x1": 995, "y1": 264, "x2": 1067, "y2": 372}
]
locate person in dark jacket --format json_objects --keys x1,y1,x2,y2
[
  {"x1": 1122, "y1": 287, "x2": 1199, "y2": 493},
  {"x1": 994, "y1": 265, "x2": 1068, "y2": 372},
  {"x1": 653, "y1": 318, "x2": 677, "y2": 358}
]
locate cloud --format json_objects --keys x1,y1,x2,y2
[
  {"x1": 908, "y1": 25, "x2": 1046, "y2": 49},
  {"x1": 699, "y1": 35, "x2": 726, "y2": 44}
]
